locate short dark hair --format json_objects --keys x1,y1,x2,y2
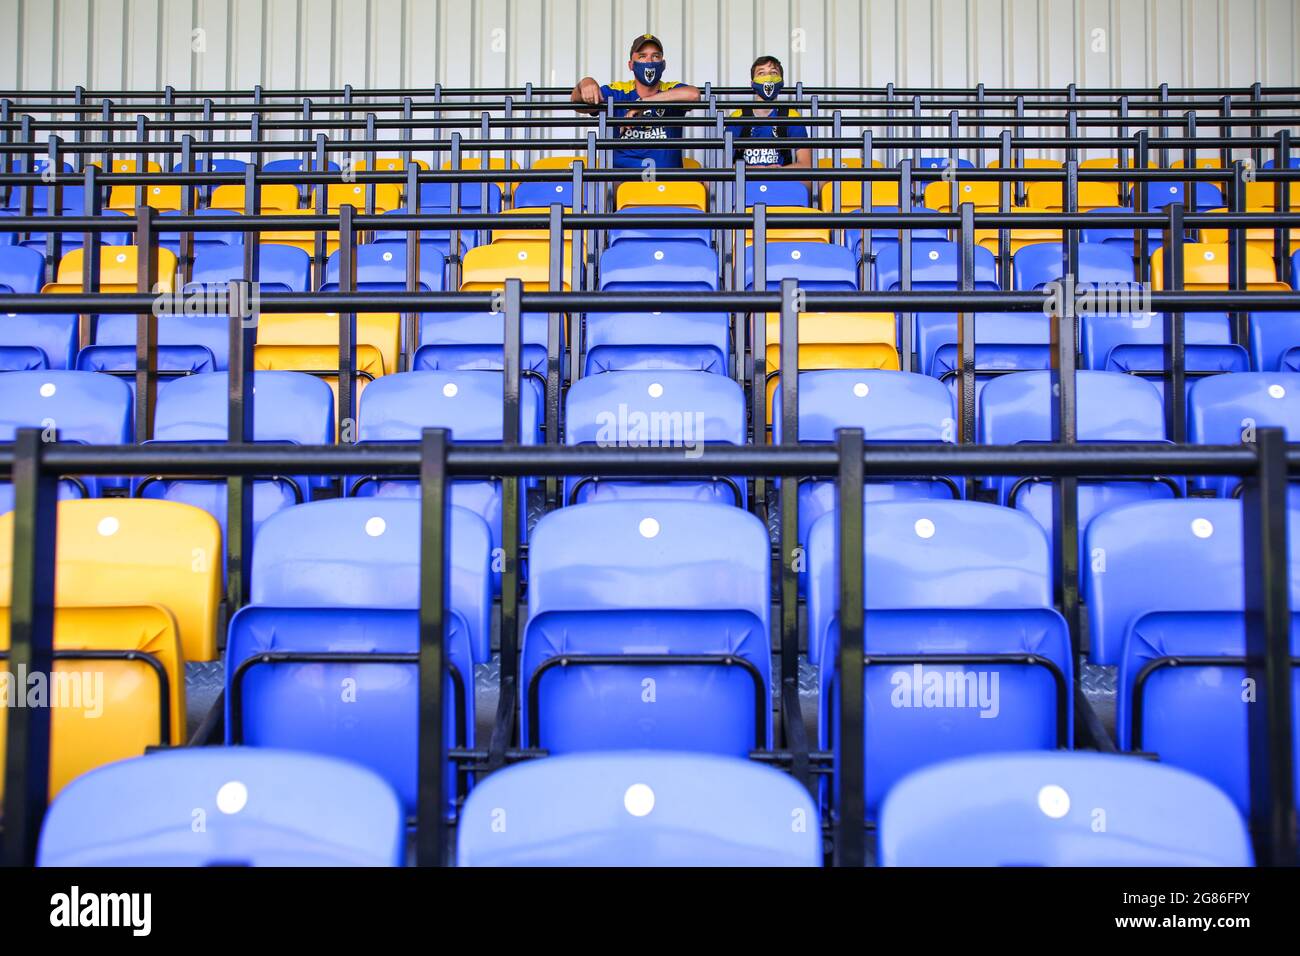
[{"x1": 750, "y1": 56, "x2": 783, "y2": 78}]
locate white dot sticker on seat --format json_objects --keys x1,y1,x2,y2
[
  {"x1": 39, "y1": 382, "x2": 56, "y2": 397},
  {"x1": 1191, "y1": 518, "x2": 1214, "y2": 539},
  {"x1": 791, "y1": 249, "x2": 802, "y2": 260},
  {"x1": 759, "y1": 185, "x2": 768, "y2": 192},
  {"x1": 853, "y1": 382, "x2": 870, "y2": 398},
  {"x1": 97, "y1": 516, "x2": 119, "y2": 537},
  {"x1": 1169, "y1": 186, "x2": 1178, "y2": 194},
  {"x1": 442, "y1": 382, "x2": 459, "y2": 398},
  {"x1": 624, "y1": 783, "x2": 655, "y2": 817},
  {"x1": 216, "y1": 780, "x2": 248, "y2": 815},
  {"x1": 638, "y1": 517, "x2": 660, "y2": 539},
  {"x1": 115, "y1": 253, "x2": 127, "y2": 263},
  {"x1": 928, "y1": 250, "x2": 939, "y2": 260},
  {"x1": 353, "y1": 186, "x2": 362, "y2": 194},
  {"x1": 517, "y1": 250, "x2": 528, "y2": 260},
  {"x1": 152, "y1": 187, "x2": 161, "y2": 195},
  {"x1": 647, "y1": 382, "x2": 664, "y2": 398},
  {"x1": 963, "y1": 184, "x2": 972, "y2": 192},
  {"x1": 654, "y1": 250, "x2": 665, "y2": 260},
  {"x1": 656, "y1": 184, "x2": 666, "y2": 192},
  {"x1": 1037, "y1": 784, "x2": 1070, "y2": 819},
  {"x1": 914, "y1": 518, "x2": 935, "y2": 539},
  {"x1": 555, "y1": 185, "x2": 563, "y2": 193},
  {"x1": 365, "y1": 516, "x2": 387, "y2": 537},
  {"x1": 382, "y1": 251, "x2": 393, "y2": 261},
  {"x1": 1269, "y1": 383, "x2": 1286, "y2": 399},
  {"x1": 1203, "y1": 250, "x2": 1214, "y2": 261}
]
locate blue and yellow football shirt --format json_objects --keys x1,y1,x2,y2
[{"x1": 600, "y1": 80, "x2": 688, "y2": 169}]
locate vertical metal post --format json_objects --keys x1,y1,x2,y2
[
  {"x1": 1161, "y1": 201, "x2": 1186, "y2": 443},
  {"x1": 79, "y1": 164, "x2": 101, "y2": 352},
  {"x1": 1053, "y1": 159, "x2": 1082, "y2": 658},
  {"x1": 546, "y1": 203, "x2": 564, "y2": 506},
  {"x1": 834, "y1": 426, "x2": 866, "y2": 868},
  {"x1": 1228, "y1": 159, "x2": 1248, "y2": 347},
  {"x1": 0, "y1": 429, "x2": 57, "y2": 867},
  {"x1": 751, "y1": 204, "x2": 768, "y2": 510},
  {"x1": 898, "y1": 159, "x2": 914, "y2": 373},
  {"x1": 1275, "y1": 130, "x2": 1292, "y2": 287},
  {"x1": 337, "y1": 203, "x2": 357, "y2": 442},
  {"x1": 1241, "y1": 427, "x2": 1298, "y2": 866},
  {"x1": 957, "y1": 201, "x2": 976, "y2": 445},
  {"x1": 500, "y1": 278, "x2": 523, "y2": 685},
  {"x1": 416, "y1": 427, "x2": 450, "y2": 867},
  {"x1": 402, "y1": 161, "x2": 420, "y2": 373},
  {"x1": 134, "y1": 204, "x2": 158, "y2": 442}
]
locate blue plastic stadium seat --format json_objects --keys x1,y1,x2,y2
[
  {"x1": 879, "y1": 752, "x2": 1253, "y2": 866},
  {"x1": 1081, "y1": 206, "x2": 1162, "y2": 257},
  {"x1": 159, "y1": 207, "x2": 246, "y2": 255},
  {"x1": 599, "y1": 240, "x2": 719, "y2": 291},
  {"x1": 746, "y1": 181, "x2": 811, "y2": 207},
  {"x1": 0, "y1": 245, "x2": 47, "y2": 292},
  {"x1": 873, "y1": 239, "x2": 998, "y2": 292},
  {"x1": 1084, "y1": 499, "x2": 1300, "y2": 814},
  {"x1": 745, "y1": 241, "x2": 858, "y2": 290},
  {"x1": 457, "y1": 752, "x2": 822, "y2": 866},
  {"x1": 928, "y1": 312, "x2": 1053, "y2": 384},
  {"x1": 413, "y1": 311, "x2": 549, "y2": 389},
  {"x1": 1081, "y1": 309, "x2": 1250, "y2": 398},
  {"x1": 1012, "y1": 241, "x2": 1135, "y2": 291},
  {"x1": 774, "y1": 370, "x2": 958, "y2": 621},
  {"x1": 1262, "y1": 158, "x2": 1300, "y2": 169},
  {"x1": 263, "y1": 157, "x2": 340, "y2": 173},
  {"x1": 226, "y1": 498, "x2": 487, "y2": 813},
  {"x1": 37, "y1": 748, "x2": 405, "y2": 866},
  {"x1": 322, "y1": 242, "x2": 445, "y2": 292},
  {"x1": 190, "y1": 243, "x2": 311, "y2": 293},
  {"x1": 1143, "y1": 180, "x2": 1225, "y2": 213},
  {"x1": 608, "y1": 207, "x2": 710, "y2": 247},
  {"x1": 372, "y1": 214, "x2": 471, "y2": 258},
  {"x1": 521, "y1": 501, "x2": 772, "y2": 753},
  {"x1": 914, "y1": 156, "x2": 975, "y2": 169},
  {"x1": 513, "y1": 180, "x2": 576, "y2": 210},
  {"x1": 1250, "y1": 310, "x2": 1300, "y2": 371},
  {"x1": 77, "y1": 318, "x2": 225, "y2": 374},
  {"x1": 139, "y1": 371, "x2": 335, "y2": 538},
  {"x1": 583, "y1": 311, "x2": 730, "y2": 375},
  {"x1": 5, "y1": 181, "x2": 83, "y2": 213},
  {"x1": 1188, "y1": 371, "x2": 1300, "y2": 498},
  {"x1": 809, "y1": 500, "x2": 1073, "y2": 818},
  {"x1": 563, "y1": 370, "x2": 746, "y2": 506},
  {"x1": 844, "y1": 206, "x2": 947, "y2": 260},
  {"x1": 352, "y1": 370, "x2": 541, "y2": 596},
  {"x1": 977, "y1": 370, "x2": 1178, "y2": 553},
  {"x1": 0, "y1": 370, "x2": 133, "y2": 510},
  {"x1": 376, "y1": 182, "x2": 502, "y2": 250}
]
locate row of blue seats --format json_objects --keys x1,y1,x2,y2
[
  {"x1": 23, "y1": 489, "x2": 1294, "y2": 860},
  {"x1": 36, "y1": 747, "x2": 1252, "y2": 866},
  {"x1": 3, "y1": 366, "x2": 1297, "y2": 550}
]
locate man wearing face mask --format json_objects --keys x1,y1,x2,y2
[
  {"x1": 727, "y1": 56, "x2": 812, "y2": 171},
  {"x1": 570, "y1": 34, "x2": 701, "y2": 170}
]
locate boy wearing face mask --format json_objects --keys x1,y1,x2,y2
[
  {"x1": 728, "y1": 56, "x2": 812, "y2": 170},
  {"x1": 570, "y1": 34, "x2": 701, "y2": 170}
]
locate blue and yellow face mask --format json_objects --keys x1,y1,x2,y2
[
  {"x1": 632, "y1": 60, "x2": 666, "y2": 86},
  {"x1": 752, "y1": 75, "x2": 784, "y2": 100}
]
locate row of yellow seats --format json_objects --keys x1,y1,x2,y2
[{"x1": 0, "y1": 498, "x2": 221, "y2": 798}]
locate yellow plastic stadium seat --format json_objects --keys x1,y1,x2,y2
[
  {"x1": 682, "y1": 157, "x2": 702, "y2": 169},
  {"x1": 1026, "y1": 180, "x2": 1120, "y2": 212},
  {"x1": 210, "y1": 183, "x2": 303, "y2": 213},
  {"x1": 354, "y1": 157, "x2": 430, "y2": 172},
  {"x1": 460, "y1": 242, "x2": 572, "y2": 291},
  {"x1": 441, "y1": 157, "x2": 521, "y2": 195},
  {"x1": 1151, "y1": 243, "x2": 1291, "y2": 291},
  {"x1": 0, "y1": 498, "x2": 222, "y2": 663},
  {"x1": 259, "y1": 207, "x2": 338, "y2": 256},
  {"x1": 532, "y1": 156, "x2": 593, "y2": 170},
  {"x1": 491, "y1": 208, "x2": 577, "y2": 259},
  {"x1": 107, "y1": 183, "x2": 183, "y2": 212},
  {"x1": 255, "y1": 312, "x2": 400, "y2": 379},
  {"x1": 987, "y1": 159, "x2": 1062, "y2": 169},
  {"x1": 615, "y1": 180, "x2": 708, "y2": 212},
  {"x1": 1171, "y1": 158, "x2": 1224, "y2": 169},
  {"x1": 1200, "y1": 194, "x2": 1300, "y2": 256},
  {"x1": 327, "y1": 182, "x2": 402, "y2": 214},
  {"x1": 818, "y1": 178, "x2": 900, "y2": 211},
  {"x1": 816, "y1": 158, "x2": 883, "y2": 169},
  {"x1": 976, "y1": 206, "x2": 1062, "y2": 256},
  {"x1": 88, "y1": 159, "x2": 163, "y2": 173},
  {"x1": 762, "y1": 311, "x2": 899, "y2": 421},
  {"x1": 43, "y1": 246, "x2": 178, "y2": 294},
  {"x1": 923, "y1": 180, "x2": 1001, "y2": 213},
  {"x1": 0, "y1": 605, "x2": 185, "y2": 799},
  {"x1": 744, "y1": 206, "x2": 829, "y2": 244}
]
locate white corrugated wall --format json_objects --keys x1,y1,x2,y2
[{"x1": 0, "y1": 0, "x2": 1295, "y2": 94}]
